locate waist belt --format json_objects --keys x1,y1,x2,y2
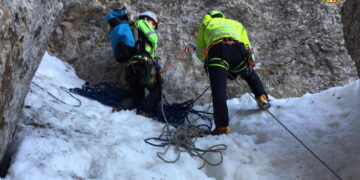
[{"x1": 203, "y1": 38, "x2": 243, "y2": 58}]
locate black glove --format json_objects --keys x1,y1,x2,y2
[
  {"x1": 185, "y1": 43, "x2": 196, "y2": 53},
  {"x1": 154, "y1": 56, "x2": 161, "y2": 62},
  {"x1": 189, "y1": 43, "x2": 196, "y2": 51}
]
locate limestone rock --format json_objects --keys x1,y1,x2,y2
[
  {"x1": 0, "y1": 0, "x2": 63, "y2": 165},
  {"x1": 342, "y1": 0, "x2": 360, "y2": 76}
]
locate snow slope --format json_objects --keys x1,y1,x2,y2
[{"x1": 2, "y1": 52, "x2": 360, "y2": 180}]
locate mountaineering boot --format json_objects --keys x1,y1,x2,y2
[
  {"x1": 211, "y1": 126, "x2": 231, "y2": 135},
  {"x1": 256, "y1": 94, "x2": 270, "y2": 110}
]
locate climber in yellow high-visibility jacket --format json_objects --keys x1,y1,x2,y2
[{"x1": 195, "y1": 10, "x2": 270, "y2": 135}]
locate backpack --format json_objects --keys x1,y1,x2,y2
[{"x1": 105, "y1": 7, "x2": 135, "y2": 63}]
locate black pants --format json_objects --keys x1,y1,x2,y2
[
  {"x1": 119, "y1": 58, "x2": 162, "y2": 114},
  {"x1": 207, "y1": 42, "x2": 267, "y2": 127}
]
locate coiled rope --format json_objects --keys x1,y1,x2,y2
[
  {"x1": 145, "y1": 86, "x2": 228, "y2": 169},
  {"x1": 234, "y1": 79, "x2": 342, "y2": 180}
]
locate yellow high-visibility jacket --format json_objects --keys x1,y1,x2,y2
[{"x1": 195, "y1": 15, "x2": 251, "y2": 62}]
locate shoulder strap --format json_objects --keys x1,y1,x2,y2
[
  {"x1": 132, "y1": 24, "x2": 139, "y2": 43},
  {"x1": 132, "y1": 24, "x2": 141, "y2": 49},
  {"x1": 132, "y1": 24, "x2": 148, "y2": 50}
]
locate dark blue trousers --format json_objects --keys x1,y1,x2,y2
[{"x1": 207, "y1": 43, "x2": 267, "y2": 127}]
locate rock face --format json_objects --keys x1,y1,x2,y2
[
  {"x1": 47, "y1": 1, "x2": 131, "y2": 87},
  {"x1": 0, "y1": 0, "x2": 63, "y2": 165},
  {"x1": 342, "y1": 0, "x2": 360, "y2": 76},
  {"x1": 0, "y1": 0, "x2": 359, "y2": 166},
  {"x1": 48, "y1": 0, "x2": 358, "y2": 103}
]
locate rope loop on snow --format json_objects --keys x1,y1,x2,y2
[
  {"x1": 31, "y1": 82, "x2": 81, "y2": 107},
  {"x1": 234, "y1": 79, "x2": 342, "y2": 180}
]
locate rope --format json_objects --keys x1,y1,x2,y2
[
  {"x1": 154, "y1": 98, "x2": 194, "y2": 125},
  {"x1": 145, "y1": 86, "x2": 228, "y2": 169},
  {"x1": 31, "y1": 82, "x2": 81, "y2": 107},
  {"x1": 234, "y1": 79, "x2": 342, "y2": 180},
  {"x1": 160, "y1": 45, "x2": 191, "y2": 72},
  {"x1": 69, "y1": 82, "x2": 127, "y2": 108}
]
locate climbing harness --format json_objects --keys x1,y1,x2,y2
[
  {"x1": 145, "y1": 86, "x2": 228, "y2": 169},
  {"x1": 139, "y1": 61, "x2": 159, "y2": 89},
  {"x1": 31, "y1": 82, "x2": 81, "y2": 107},
  {"x1": 234, "y1": 79, "x2": 342, "y2": 180},
  {"x1": 204, "y1": 38, "x2": 250, "y2": 74}
]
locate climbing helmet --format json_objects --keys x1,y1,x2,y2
[{"x1": 139, "y1": 11, "x2": 158, "y2": 29}]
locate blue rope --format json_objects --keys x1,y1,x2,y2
[
  {"x1": 69, "y1": 82, "x2": 212, "y2": 127},
  {"x1": 153, "y1": 86, "x2": 212, "y2": 126},
  {"x1": 69, "y1": 82, "x2": 127, "y2": 107}
]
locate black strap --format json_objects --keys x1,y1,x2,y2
[
  {"x1": 108, "y1": 16, "x2": 129, "y2": 31},
  {"x1": 204, "y1": 57, "x2": 209, "y2": 74},
  {"x1": 134, "y1": 28, "x2": 150, "y2": 51}
]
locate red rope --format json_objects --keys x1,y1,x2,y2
[{"x1": 160, "y1": 45, "x2": 191, "y2": 72}]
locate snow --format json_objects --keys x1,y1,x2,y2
[{"x1": 2, "y1": 52, "x2": 360, "y2": 180}]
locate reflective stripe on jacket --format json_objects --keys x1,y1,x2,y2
[{"x1": 134, "y1": 19, "x2": 158, "y2": 59}]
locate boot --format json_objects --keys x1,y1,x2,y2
[
  {"x1": 256, "y1": 94, "x2": 270, "y2": 110},
  {"x1": 211, "y1": 126, "x2": 230, "y2": 135}
]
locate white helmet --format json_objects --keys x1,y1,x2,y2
[{"x1": 139, "y1": 11, "x2": 158, "y2": 29}]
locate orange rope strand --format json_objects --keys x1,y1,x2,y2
[{"x1": 160, "y1": 45, "x2": 190, "y2": 72}]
